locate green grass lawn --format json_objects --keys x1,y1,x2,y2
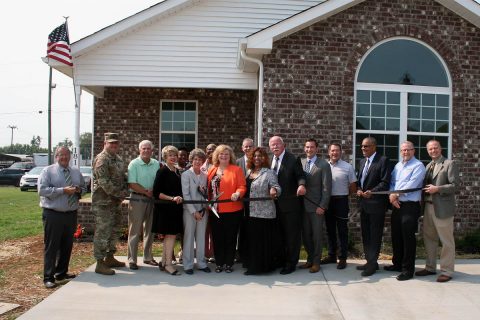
[{"x1": 0, "y1": 186, "x2": 43, "y2": 241}]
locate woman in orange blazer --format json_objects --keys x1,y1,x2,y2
[{"x1": 208, "y1": 144, "x2": 246, "y2": 273}]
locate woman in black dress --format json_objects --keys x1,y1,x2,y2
[{"x1": 152, "y1": 145, "x2": 183, "y2": 275}]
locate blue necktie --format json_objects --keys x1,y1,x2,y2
[
  {"x1": 360, "y1": 159, "x2": 370, "y2": 188},
  {"x1": 63, "y1": 169, "x2": 76, "y2": 207}
]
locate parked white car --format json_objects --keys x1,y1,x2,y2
[
  {"x1": 80, "y1": 166, "x2": 92, "y2": 192},
  {"x1": 19, "y1": 166, "x2": 45, "y2": 191}
]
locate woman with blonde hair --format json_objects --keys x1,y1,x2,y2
[
  {"x1": 207, "y1": 145, "x2": 246, "y2": 273},
  {"x1": 152, "y1": 146, "x2": 183, "y2": 275}
]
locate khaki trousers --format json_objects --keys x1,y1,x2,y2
[
  {"x1": 423, "y1": 202, "x2": 455, "y2": 276},
  {"x1": 127, "y1": 194, "x2": 155, "y2": 264}
]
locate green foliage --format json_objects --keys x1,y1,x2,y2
[
  {"x1": 0, "y1": 187, "x2": 43, "y2": 241},
  {"x1": 0, "y1": 141, "x2": 49, "y2": 154},
  {"x1": 457, "y1": 229, "x2": 480, "y2": 254}
]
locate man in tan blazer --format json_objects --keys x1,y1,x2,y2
[{"x1": 415, "y1": 140, "x2": 459, "y2": 283}]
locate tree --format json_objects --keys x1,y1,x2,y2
[{"x1": 80, "y1": 132, "x2": 92, "y2": 161}]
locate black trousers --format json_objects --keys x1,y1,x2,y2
[
  {"x1": 42, "y1": 208, "x2": 77, "y2": 282},
  {"x1": 277, "y1": 207, "x2": 302, "y2": 269},
  {"x1": 391, "y1": 201, "x2": 421, "y2": 274},
  {"x1": 360, "y1": 210, "x2": 385, "y2": 267},
  {"x1": 211, "y1": 210, "x2": 242, "y2": 267},
  {"x1": 325, "y1": 196, "x2": 349, "y2": 260}
]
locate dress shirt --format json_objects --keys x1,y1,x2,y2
[
  {"x1": 329, "y1": 159, "x2": 357, "y2": 196},
  {"x1": 390, "y1": 157, "x2": 426, "y2": 202},
  {"x1": 38, "y1": 163, "x2": 85, "y2": 212},
  {"x1": 305, "y1": 155, "x2": 317, "y2": 174},
  {"x1": 128, "y1": 156, "x2": 160, "y2": 190},
  {"x1": 271, "y1": 150, "x2": 286, "y2": 174}
]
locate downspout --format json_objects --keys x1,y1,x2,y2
[{"x1": 240, "y1": 49, "x2": 264, "y2": 147}]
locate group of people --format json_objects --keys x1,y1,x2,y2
[{"x1": 37, "y1": 132, "x2": 458, "y2": 288}]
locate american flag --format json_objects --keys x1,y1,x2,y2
[{"x1": 47, "y1": 23, "x2": 73, "y2": 66}]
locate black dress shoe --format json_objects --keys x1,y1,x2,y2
[
  {"x1": 198, "y1": 266, "x2": 211, "y2": 273},
  {"x1": 280, "y1": 267, "x2": 295, "y2": 275},
  {"x1": 356, "y1": 263, "x2": 379, "y2": 271},
  {"x1": 320, "y1": 256, "x2": 337, "y2": 265},
  {"x1": 129, "y1": 262, "x2": 139, "y2": 270},
  {"x1": 396, "y1": 272, "x2": 413, "y2": 281},
  {"x1": 384, "y1": 264, "x2": 402, "y2": 272},
  {"x1": 184, "y1": 269, "x2": 194, "y2": 275},
  {"x1": 415, "y1": 269, "x2": 436, "y2": 277},
  {"x1": 337, "y1": 259, "x2": 347, "y2": 270},
  {"x1": 361, "y1": 266, "x2": 377, "y2": 277},
  {"x1": 55, "y1": 273, "x2": 76, "y2": 281},
  {"x1": 44, "y1": 281, "x2": 57, "y2": 289}
]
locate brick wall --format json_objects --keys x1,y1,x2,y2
[
  {"x1": 93, "y1": 88, "x2": 256, "y2": 163},
  {"x1": 262, "y1": 0, "x2": 480, "y2": 235}
]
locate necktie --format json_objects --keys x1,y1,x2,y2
[
  {"x1": 63, "y1": 169, "x2": 76, "y2": 208},
  {"x1": 272, "y1": 157, "x2": 279, "y2": 173},
  {"x1": 305, "y1": 159, "x2": 312, "y2": 173},
  {"x1": 360, "y1": 158, "x2": 370, "y2": 188},
  {"x1": 426, "y1": 162, "x2": 436, "y2": 184}
]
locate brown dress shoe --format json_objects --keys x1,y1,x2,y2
[
  {"x1": 436, "y1": 274, "x2": 452, "y2": 283},
  {"x1": 309, "y1": 264, "x2": 321, "y2": 273},
  {"x1": 299, "y1": 262, "x2": 313, "y2": 269}
]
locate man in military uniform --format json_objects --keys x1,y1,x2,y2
[{"x1": 92, "y1": 132, "x2": 129, "y2": 275}]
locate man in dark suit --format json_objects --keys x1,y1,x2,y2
[
  {"x1": 415, "y1": 140, "x2": 459, "y2": 283},
  {"x1": 235, "y1": 137, "x2": 253, "y2": 262},
  {"x1": 269, "y1": 135, "x2": 306, "y2": 274},
  {"x1": 299, "y1": 139, "x2": 332, "y2": 273},
  {"x1": 236, "y1": 138, "x2": 254, "y2": 176},
  {"x1": 356, "y1": 137, "x2": 391, "y2": 276}
]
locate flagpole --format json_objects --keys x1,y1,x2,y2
[
  {"x1": 48, "y1": 66, "x2": 53, "y2": 165},
  {"x1": 64, "y1": 17, "x2": 81, "y2": 168}
]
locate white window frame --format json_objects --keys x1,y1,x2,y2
[
  {"x1": 159, "y1": 100, "x2": 198, "y2": 155},
  {"x1": 353, "y1": 37, "x2": 452, "y2": 163}
]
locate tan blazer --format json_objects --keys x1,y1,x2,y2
[{"x1": 424, "y1": 156, "x2": 459, "y2": 219}]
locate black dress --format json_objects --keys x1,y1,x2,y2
[
  {"x1": 245, "y1": 176, "x2": 280, "y2": 274},
  {"x1": 152, "y1": 166, "x2": 183, "y2": 235}
]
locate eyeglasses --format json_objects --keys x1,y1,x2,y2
[
  {"x1": 361, "y1": 145, "x2": 372, "y2": 148},
  {"x1": 400, "y1": 148, "x2": 414, "y2": 152}
]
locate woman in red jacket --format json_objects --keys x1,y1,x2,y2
[{"x1": 208, "y1": 144, "x2": 246, "y2": 273}]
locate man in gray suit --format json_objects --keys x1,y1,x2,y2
[
  {"x1": 299, "y1": 139, "x2": 332, "y2": 273},
  {"x1": 415, "y1": 140, "x2": 459, "y2": 283},
  {"x1": 236, "y1": 138, "x2": 254, "y2": 176}
]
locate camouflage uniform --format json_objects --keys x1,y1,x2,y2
[{"x1": 92, "y1": 149, "x2": 128, "y2": 260}]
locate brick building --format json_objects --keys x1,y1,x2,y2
[{"x1": 53, "y1": 0, "x2": 480, "y2": 237}]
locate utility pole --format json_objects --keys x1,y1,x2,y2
[{"x1": 7, "y1": 125, "x2": 17, "y2": 146}]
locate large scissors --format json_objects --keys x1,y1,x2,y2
[{"x1": 198, "y1": 186, "x2": 223, "y2": 219}]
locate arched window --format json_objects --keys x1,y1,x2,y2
[{"x1": 354, "y1": 38, "x2": 452, "y2": 167}]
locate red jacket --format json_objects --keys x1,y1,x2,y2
[{"x1": 207, "y1": 164, "x2": 246, "y2": 213}]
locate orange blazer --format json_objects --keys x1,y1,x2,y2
[{"x1": 207, "y1": 164, "x2": 246, "y2": 213}]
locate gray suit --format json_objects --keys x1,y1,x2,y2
[
  {"x1": 300, "y1": 157, "x2": 332, "y2": 265},
  {"x1": 422, "y1": 155, "x2": 459, "y2": 276},
  {"x1": 181, "y1": 168, "x2": 208, "y2": 270},
  {"x1": 236, "y1": 155, "x2": 248, "y2": 176}
]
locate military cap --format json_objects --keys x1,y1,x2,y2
[{"x1": 104, "y1": 132, "x2": 119, "y2": 142}]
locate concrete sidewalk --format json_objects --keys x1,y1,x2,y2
[{"x1": 19, "y1": 259, "x2": 480, "y2": 320}]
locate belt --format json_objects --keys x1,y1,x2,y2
[
  {"x1": 401, "y1": 201, "x2": 421, "y2": 204},
  {"x1": 424, "y1": 200, "x2": 433, "y2": 204},
  {"x1": 330, "y1": 195, "x2": 348, "y2": 199},
  {"x1": 131, "y1": 192, "x2": 148, "y2": 197}
]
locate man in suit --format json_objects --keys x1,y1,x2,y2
[
  {"x1": 385, "y1": 141, "x2": 425, "y2": 281},
  {"x1": 235, "y1": 137, "x2": 253, "y2": 262},
  {"x1": 236, "y1": 138, "x2": 254, "y2": 176},
  {"x1": 356, "y1": 137, "x2": 391, "y2": 276},
  {"x1": 299, "y1": 139, "x2": 332, "y2": 273},
  {"x1": 415, "y1": 140, "x2": 459, "y2": 283},
  {"x1": 269, "y1": 135, "x2": 306, "y2": 274}
]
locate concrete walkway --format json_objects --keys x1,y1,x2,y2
[{"x1": 19, "y1": 259, "x2": 480, "y2": 320}]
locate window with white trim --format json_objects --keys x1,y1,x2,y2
[
  {"x1": 160, "y1": 101, "x2": 197, "y2": 151},
  {"x1": 354, "y1": 38, "x2": 452, "y2": 167}
]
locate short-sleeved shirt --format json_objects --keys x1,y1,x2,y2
[
  {"x1": 128, "y1": 156, "x2": 160, "y2": 190},
  {"x1": 329, "y1": 159, "x2": 357, "y2": 196}
]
